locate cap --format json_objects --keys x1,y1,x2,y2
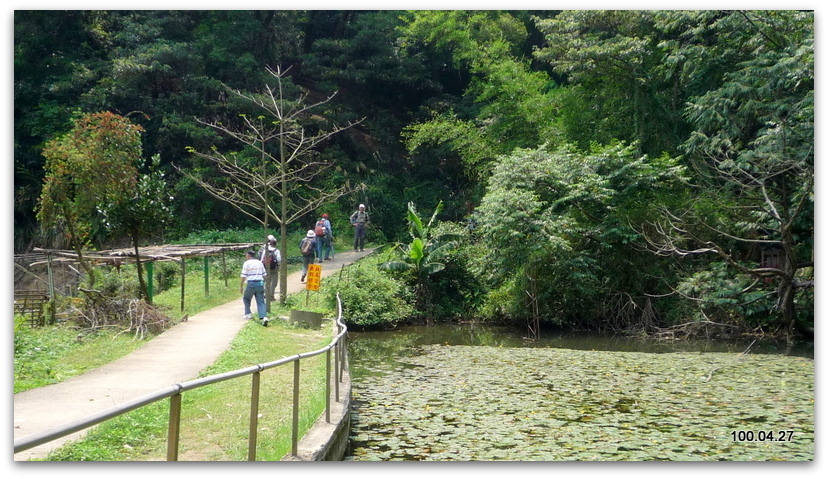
[
  {"x1": 322, "y1": 213, "x2": 329, "y2": 218},
  {"x1": 359, "y1": 204, "x2": 365, "y2": 208},
  {"x1": 267, "y1": 234, "x2": 276, "y2": 241}
]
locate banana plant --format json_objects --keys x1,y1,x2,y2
[{"x1": 379, "y1": 201, "x2": 461, "y2": 312}]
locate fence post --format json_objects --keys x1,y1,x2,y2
[
  {"x1": 204, "y1": 256, "x2": 210, "y2": 296},
  {"x1": 166, "y1": 393, "x2": 182, "y2": 461},
  {"x1": 325, "y1": 349, "x2": 331, "y2": 423},
  {"x1": 334, "y1": 343, "x2": 340, "y2": 402},
  {"x1": 292, "y1": 360, "x2": 301, "y2": 456},
  {"x1": 180, "y1": 259, "x2": 186, "y2": 312},
  {"x1": 248, "y1": 371, "x2": 261, "y2": 461}
]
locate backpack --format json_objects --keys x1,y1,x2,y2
[
  {"x1": 266, "y1": 248, "x2": 279, "y2": 269},
  {"x1": 300, "y1": 238, "x2": 314, "y2": 255},
  {"x1": 314, "y1": 219, "x2": 327, "y2": 236}
]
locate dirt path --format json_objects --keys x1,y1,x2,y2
[{"x1": 13, "y1": 248, "x2": 374, "y2": 461}]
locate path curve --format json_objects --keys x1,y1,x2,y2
[{"x1": 13, "y1": 248, "x2": 373, "y2": 461}]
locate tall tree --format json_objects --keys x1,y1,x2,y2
[
  {"x1": 181, "y1": 66, "x2": 362, "y2": 303},
  {"x1": 644, "y1": 10, "x2": 814, "y2": 338},
  {"x1": 475, "y1": 143, "x2": 685, "y2": 330},
  {"x1": 99, "y1": 154, "x2": 173, "y2": 301},
  {"x1": 37, "y1": 111, "x2": 143, "y2": 288},
  {"x1": 533, "y1": 10, "x2": 690, "y2": 156},
  {"x1": 398, "y1": 10, "x2": 559, "y2": 213}
]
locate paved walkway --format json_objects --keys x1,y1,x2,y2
[{"x1": 13, "y1": 248, "x2": 373, "y2": 461}]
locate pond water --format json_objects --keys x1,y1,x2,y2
[{"x1": 344, "y1": 323, "x2": 814, "y2": 461}]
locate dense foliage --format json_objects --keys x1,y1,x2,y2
[{"x1": 15, "y1": 10, "x2": 813, "y2": 338}]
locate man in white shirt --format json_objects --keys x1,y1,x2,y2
[{"x1": 240, "y1": 250, "x2": 268, "y2": 326}]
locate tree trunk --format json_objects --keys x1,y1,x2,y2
[{"x1": 131, "y1": 229, "x2": 149, "y2": 302}]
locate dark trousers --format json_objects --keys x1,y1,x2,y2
[{"x1": 353, "y1": 223, "x2": 366, "y2": 250}]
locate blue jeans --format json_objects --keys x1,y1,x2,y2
[
  {"x1": 317, "y1": 235, "x2": 334, "y2": 259},
  {"x1": 315, "y1": 235, "x2": 325, "y2": 261},
  {"x1": 243, "y1": 281, "x2": 267, "y2": 319}
]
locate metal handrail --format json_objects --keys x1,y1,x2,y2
[{"x1": 15, "y1": 293, "x2": 349, "y2": 461}]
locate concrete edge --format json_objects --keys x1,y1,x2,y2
[{"x1": 281, "y1": 366, "x2": 352, "y2": 461}]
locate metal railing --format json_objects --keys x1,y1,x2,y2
[{"x1": 14, "y1": 293, "x2": 349, "y2": 461}]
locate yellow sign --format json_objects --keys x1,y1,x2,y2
[{"x1": 306, "y1": 264, "x2": 322, "y2": 291}]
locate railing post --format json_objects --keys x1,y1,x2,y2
[
  {"x1": 166, "y1": 393, "x2": 182, "y2": 461},
  {"x1": 204, "y1": 256, "x2": 210, "y2": 296},
  {"x1": 248, "y1": 371, "x2": 261, "y2": 461},
  {"x1": 334, "y1": 343, "x2": 340, "y2": 402},
  {"x1": 325, "y1": 349, "x2": 331, "y2": 423},
  {"x1": 292, "y1": 360, "x2": 301, "y2": 456}
]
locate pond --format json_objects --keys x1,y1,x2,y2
[{"x1": 344, "y1": 323, "x2": 814, "y2": 461}]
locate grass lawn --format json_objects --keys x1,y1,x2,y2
[
  {"x1": 16, "y1": 255, "x2": 341, "y2": 461},
  {"x1": 44, "y1": 318, "x2": 334, "y2": 461}
]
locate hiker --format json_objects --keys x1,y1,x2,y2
[
  {"x1": 258, "y1": 234, "x2": 281, "y2": 302},
  {"x1": 240, "y1": 250, "x2": 268, "y2": 326},
  {"x1": 350, "y1": 203, "x2": 370, "y2": 252},
  {"x1": 299, "y1": 230, "x2": 317, "y2": 282},
  {"x1": 314, "y1": 213, "x2": 334, "y2": 262}
]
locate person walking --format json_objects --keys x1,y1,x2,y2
[
  {"x1": 314, "y1": 213, "x2": 334, "y2": 261},
  {"x1": 299, "y1": 230, "x2": 317, "y2": 283},
  {"x1": 258, "y1": 234, "x2": 281, "y2": 305},
  {"x1": 240, "y1": 250, "x2": 268, "y2": 326},
  {"x1": 350, "y1": 203, "x2": 370, "y2": 252}
]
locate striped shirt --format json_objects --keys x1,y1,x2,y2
[{"x1": 240, "y1": 258, "x2": 267, "y2": 282}]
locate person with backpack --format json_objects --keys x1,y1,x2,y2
[
  {"x1": 314, "y1": 213, "x2": 334, "y2": 262},
  {"x1": 240, "y1": 250, "x2": 268, "y2": 326},
  {"x1": 350, "y1": 203, "x2": 370, "y2": 252},
  {"x1": 299, "y1": 230, "x2": 317, "y2": 283},
  {"x1": 258, "y1": 234, "x2": 281, "y2": 303}
]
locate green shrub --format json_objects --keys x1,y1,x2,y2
[
  {"x1": 324, "y1": 260, "x2": 414, "y2": 330},
  {"x1": 153, "y1": 261, "x2": 179, "y2": 293},
  {"x1": 98, "y1": 267, "x2": 142, "y2": 298}
]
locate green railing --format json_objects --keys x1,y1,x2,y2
[{"x1": 14, "y1": 293, "x2": 349, "y2": 461}]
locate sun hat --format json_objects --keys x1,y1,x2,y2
[{"x1": 306, "y1": 230, "x2": 315, "y2": 238}]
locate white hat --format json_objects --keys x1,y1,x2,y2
[
  {"x1": 306, "y1": 230, "x2": 315, "y2": 238},
  {"x1": 267, "y1": 234, "x2": 276, "y2": 241},
  {"x1": 359, "y1": 204, "x2": 365, "y2": 208}
]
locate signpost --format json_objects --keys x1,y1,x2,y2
[{"x1": 306, "y1": 264, "x2": 321, "y2": 291}]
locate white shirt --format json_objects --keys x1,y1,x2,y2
[{"x1": 240, "y1": 258, "x2": 267, "y2": 282}]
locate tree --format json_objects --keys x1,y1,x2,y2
[
  {"x1": 399, "y1": 11, "x2": 559, "y2": 184},
  {"x1": 99, "y1": 154, "x2": 173, "y2": 301},
  {"x1": 644, "y1": 11, "x2": 814, "y2": 338},
  {"x1": 182, "y1": 66, "x2": 362, "y2": 303},
  {"x1": 533, "y1": 10, "x2": 691, "y2": 156},
  {"x1": 37, "y1": 111, "x2": 143, "y2": 288},
  {"x1": 474, "y1": 143, "x2": 685, "y2": 331}
]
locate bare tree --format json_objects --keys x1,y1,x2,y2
[
  {"x1": 180, "y1": 66, "x2": 363, "y2": 304},
  {"x1": 642, "y1": 147, "x2": 813, "y2": 338}
]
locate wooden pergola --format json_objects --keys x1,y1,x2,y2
[{"x1": 17, "y1": 243, "x2": 259, "y2": 314}]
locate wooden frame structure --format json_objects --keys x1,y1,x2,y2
[{"x1": 15, "y1": 243, "x2": 259, "y2": 317}]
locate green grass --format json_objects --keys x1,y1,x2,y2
[
  {"x1": 16, "y1": 233, "x2": 347, "y2": 461},
  {"x1": 13, "y1": 254, "x2": 305, "y2": 394},
  {"x1": 13, "y1": 317, "x2": 152, "y2": 393},
  {"x1": 44, "y1": 316, "x2": 334, "y2": 461}
]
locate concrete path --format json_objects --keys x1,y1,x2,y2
[{"x1": 13, "y1": 248, "x2": 373, "y2": 461}]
